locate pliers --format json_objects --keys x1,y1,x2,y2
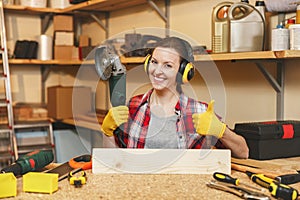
[{"x1": 207, "y1": 180, "x2": 271, "y2": 200}]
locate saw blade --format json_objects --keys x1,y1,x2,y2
[{"x1": 95, "y1": 45, "x2": 113, "y2": 81}]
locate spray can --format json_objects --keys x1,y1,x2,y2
[{"x1": 271, "y1": 23, "x2": 289, "y2": 51}]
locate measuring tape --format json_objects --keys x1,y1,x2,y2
[{"x1": 68, "y1": 170, "x2": 87, "y2": 188}]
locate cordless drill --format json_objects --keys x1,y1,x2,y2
[{"x1": 1, "y1": 150, "x2": 54, "y2": 176}]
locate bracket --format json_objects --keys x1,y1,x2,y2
[
  {"x1": 235, "y1": 59, "x2": 285, "y2": 120},
  {"x1": 147, "y1": 0, "x2": 170, "y2": 36},
  {"x1": 255, "y1": 60, "x2": 285, "y2": 120},
  {"x1": 41, "y1": 65, "x2": 51, "y2": 103},
  {"x1": 41, "y1": 13, "x2": 53, "y2": 34},
  {"x1": 89, "y1": 0, "x2": 170, "y2": 38}
]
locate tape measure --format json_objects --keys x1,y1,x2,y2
[{"x1": 68, "y1": 170, "x2": 87, "y2": 188}]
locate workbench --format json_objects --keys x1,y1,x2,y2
[{"x1": 7, "y1": 156, "x2": 300, "y2": 200}]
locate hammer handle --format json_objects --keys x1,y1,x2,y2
[{"x1": 231, "y1": 163, "x2": 280, "y2": 179}]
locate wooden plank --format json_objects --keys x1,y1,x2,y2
[
  {"x1": 231, "y1": 157, "x2": 300, "y2": 174},
  {"x1": 92, "y1": 149, "x2": 231, "y2": 174}
]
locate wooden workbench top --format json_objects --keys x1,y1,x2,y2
[
  {"x1": 7, "y1": 156, "x2": 300, "y2": 200},
  {"x1": 9, "y1": 172, "x2": 250, "y2": 199}
]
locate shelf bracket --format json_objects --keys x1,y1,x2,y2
[
  {"x1": 255, "y1": 60, "x2": 285, "y2": 120},
  {"x1": 40, "y1": 14, "x2": 53, "y2": 34},
  {"x1": 147, "y1": 0, "x2": 170, "y2": 36},
  {"x1": 41, "y1": 65, "x2": 51, "y2": 103},
  {"x1": 89, "y1": 12, "x2": 110, "y2": 39}
]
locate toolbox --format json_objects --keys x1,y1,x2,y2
[{"x1": 234, "y1": 121, "x2": 300, "y2": 160}]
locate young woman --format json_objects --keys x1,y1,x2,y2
[{"x1": 101, "y1": 37, "x2": 249, "y2": 159}]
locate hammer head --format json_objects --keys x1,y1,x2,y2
[{"x1": 275, "y1": 173, "x2": 300, "y2": 185}]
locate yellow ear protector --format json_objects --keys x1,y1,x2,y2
[{"x1": 144, "y1": 54, "x2": 194, "y2": 84}]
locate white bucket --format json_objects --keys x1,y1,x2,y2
[
  {"x1": 49, "y1": 0, "x2": 71, "y2": 8},
  {"x1": 20, "y1": 0, "x2": 47, "y2": 8}
]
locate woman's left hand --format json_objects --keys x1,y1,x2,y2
[{"x1": 192, "y1": 100, "x2": 226, "y2": 138}]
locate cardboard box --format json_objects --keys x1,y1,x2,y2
[
  {"x1": 54, "y1": 31, "x2": 74, "y2": 46},
  {"x1": 54, "y1": 45, "x2": 74, "y2": 60},
  {"x1": 79, "y1": 35, "x2": 91, "y2": 47},
  {"x1": 53, "y1": 15, "x2": 73, "y2": 32},
  {"x1": 47, "y1": 86, "x2": 92, "y2": 119}
]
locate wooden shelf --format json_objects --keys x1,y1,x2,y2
[
  {"x1": 62, "y1": 0, "x2": 148, "y2": 12},
  {"x1": 195, "y1": 50, "x2": 300, "y2": 62},
  {"x1": 3, "y1": 4, "x2": 61, "y2": 14},
  {"x1": 5, "y1": 59, "x2": 83, "y2": 65},
  {"x1": 4, "y1": 50, "x2": 300, "y2": 66},
  {"x1": 4, "y1": 57, "x2": 145, "y2": 66},
  {"x1": 4, "y1": 0, "x2": 148, "y2": 14}
]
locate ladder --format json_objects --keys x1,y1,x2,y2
[{"x1": 0, "y1": 0, "x2": 18, "y2": 165}]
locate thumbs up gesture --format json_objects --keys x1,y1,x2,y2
[{"x1": 192, "y1": 100, "x2": 226, "y2": 138}]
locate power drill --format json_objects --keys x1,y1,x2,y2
[{"x1": 1, "y1": 150, "x2": 54, "y2": 177}]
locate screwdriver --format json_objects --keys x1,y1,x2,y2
[
  {"x1": 269, "y1": 182, "x2": 299, "y2": 200},
  {"x1": 246, "y1": 171, "x2": 273, "y2": 189},
  {"x1": 246, "y1": 171, "x2": 299, "y2": 200},
  {"x1": 213, "y1": 172, "x2": 265, "y2": 192}
]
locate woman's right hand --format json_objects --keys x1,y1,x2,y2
[{"x1": 101, "y1": 106, "x2": 129, "y2": 137}]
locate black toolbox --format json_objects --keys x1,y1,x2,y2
[{"x1": 234, "y1": 121, "x2": 300, "y2": 160}]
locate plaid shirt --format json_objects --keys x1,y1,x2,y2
[{"x1": 114, "y1": 89, "x2": 224, "y2": 149}]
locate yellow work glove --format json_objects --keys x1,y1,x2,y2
[
  {"x1": 192, "y1": 100, "x2": 226, "y2": 138},
  {"x1": 101, "y1": 106, "x2": 129, "y2": 137}
]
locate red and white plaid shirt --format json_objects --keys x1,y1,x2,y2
[{"x1": 114, "y1": 89, "x2": 224, "y2": 149}]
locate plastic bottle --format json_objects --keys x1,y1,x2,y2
[
  {"x1": 296, "y1": 4, "x2": 300, "y2": 24},
  {"x1": 289, "y1": 24, "x2": 300, "y2": 50},
  {"x1": 255, "y1": 1, "x2": 266, "y2": 20},
  {"x1": 241, "y1": 0, "x2": 249, "y2": 3},
  {"x1": 271, "y1": 23, "x2": 289, "y2": 51},
  {"x1": 285, "y1": 19, "x2": 295, "y2": 29}
]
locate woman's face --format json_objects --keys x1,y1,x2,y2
[{"x1": 148, "y1": 47, "x2": 180, "y2": 92}]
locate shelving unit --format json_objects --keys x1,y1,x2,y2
[
  {"x1": 3, "y1": 1, "x2": 300, "y2": 124},
  {"x1": 5, "y1": 49, "x2": 300, "y2": 121}
]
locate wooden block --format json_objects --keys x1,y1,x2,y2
[{"x1": 92, "y1": 149, "x2": 231, "y2": 174}]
